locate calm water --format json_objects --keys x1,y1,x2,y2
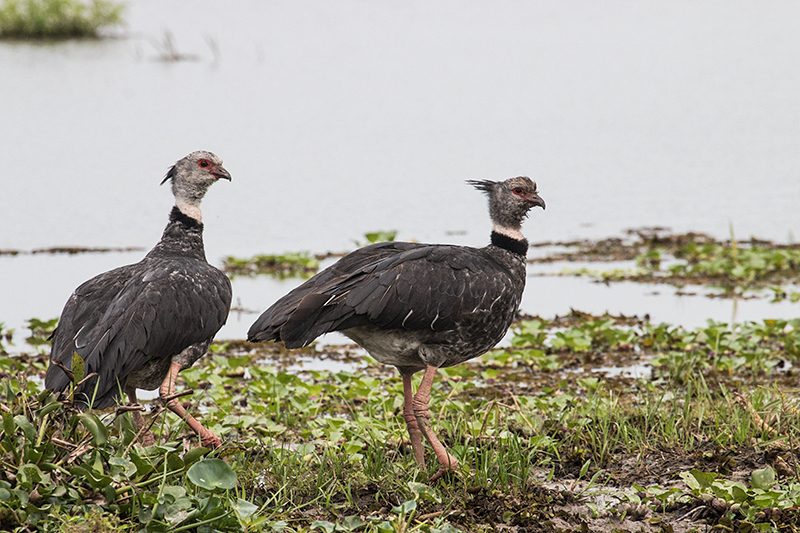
[{"x1": 2, "y1": 1, "x2": 799, "y2": 346}]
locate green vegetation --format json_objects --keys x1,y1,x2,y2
[
  {"x1": 24, "y1": 317, "x2": 57, "y2": 355},
  {"x1": 550, "y1": 230, "x2": 800, "y2": 297},
  {"x1": 1, "y1": 311, "x2": 799, "y2": 531},
  {"x1": 0, "y1": 323, "x2": 12, "y2": 354},
  {"x1": 353, "y1": 230, "x2": 397, "y2": 247},
  {"x1": 222, "y1": 252, "x2": 319, "y2": 279},
  {"x1": 0, "y1": 0, "x2": 123, "y2": 39},
  {"x1": 223, "y1": 252, "x2": 320, "y2": 279},
  {"x1": 223, "y1": 232, "x2": 398, "y2": 279}
]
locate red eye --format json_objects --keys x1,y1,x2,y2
[
  {"x1": 513, "y1": 188, "x2": 523, "y2": 195},
  {"x1": 198, "y1": 159, "x2": 210, "y2": 168}
]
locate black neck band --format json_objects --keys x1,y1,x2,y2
[
  {"x1": 491, "y1": 231, "x2": 528, "y2": 256},
  {"x1": 169, "y1": 206, "x2": 203, "y2": 229}
]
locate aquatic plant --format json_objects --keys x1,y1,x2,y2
[
  {"x1": 0, "y1": 0, "x2": 123, "y2": 39},
  {"x1": 0, "y1": 322, "x2": 12, "y2": 354},
  {"x1": 1, "y1": 310, "x2": 799, "y2": 531},
  {"x1": 24, "y1": 316, "x2": 57, "y2": 354},
  {"x1": 353, "y1": 230, "x2": 397, "y2": 247},
  {"x1": 223, "y1": 251, "x2": 320, "y2": 278},
  {"x1": 552, "y1": 230, "x2": 800, "y2": 297}
]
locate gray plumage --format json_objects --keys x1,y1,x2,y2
[
  {"x1": 249, "y1": 240, "x2": 525, "y2": 372},
  {"x1": 45, "y1": 151, "x2": 232, "y2": 411},
  {"x1": 248, "y1": 176, "x2": 544, "y2": 478},
  {"x1": 248, "y1": 176, "x2": 544, "y2": 372}
]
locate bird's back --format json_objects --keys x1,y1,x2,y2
[
  {"x1": 248, "y1": 240, "x2": 526, "y2": 366},
  {"x1": 46, "y1": 211, "x2": 232, "y2": 408}
]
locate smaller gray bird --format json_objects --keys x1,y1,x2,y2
[
  {"x1": 248, "y1": 176, "x2": 545, "y2": 479},
  {"x1": 45, "y1": 151, "x2": 232, "y2": 449}
]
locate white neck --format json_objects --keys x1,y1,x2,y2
[
  {"x1": 176, "y1": 200, "x2": 202, "y2": 223},
  {"x1": 492, "y1": 224, "x2": 524, "y2": 241}
]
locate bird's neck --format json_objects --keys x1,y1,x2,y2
[
  {"x1": 490, "y1": 225, "x2": 528, "y2": 256},
  {"x1": 176, "y1": 199, "x2": 202, "y2": 223},
  {"x1": 147, "y1": 207, "x2": 206, "y2": 261}
]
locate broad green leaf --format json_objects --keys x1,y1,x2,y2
[
  {"x1": 182, "y1": 446, "x2": 210, "y2": 469},
  {"x1": 682, "y1": 469, "x2": 717, "y2": 490},
  {"x1": 109, "y1": 456, "x2": 137, "y2": 478},
  {"x1": 77, "y1": 412, "x2": 108, "y2": 446},
  {"x1": 392, "y1": 500, "x2": 416, "y2": 515},
  {"x1": 234, "y1": 498, "x2": 259, "y2": 521},
  {"x1": 186, "y1": 458, "x2": 237, "y2": 490},
  {"x1": 72, "y1": 352, "x2": 85, "y2": 384},
  {"x1": 751, "y1": 465, "x2": 776, "y2": 490},
  {"x1": 13, "y1": 415, "x2": 36, "y2": 441},
  {"x1": 341, "y1": 516, "x2": 366, "y2": 531},
  {"x1": 408, "y1": 481, "x2": 441, "y2": 503}
]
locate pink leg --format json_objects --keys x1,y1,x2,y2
[
  {"x1": 401, "y1": 373, "x2": 426, "y2": 467},
  {"x1": 126, "y1": 387, "x2": 156, "y2": 446},
  {"x1": 160, "y1": 362, "x2": 221, "y2": 449},
  {"x1": 412, "y1": 365, "x2": 459, "y2": 481}
]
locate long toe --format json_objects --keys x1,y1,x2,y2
[
  {"x1": 138, "y1": 429, "x2": 156, "y2": 447},
  {"x1": 429, "y1": 458, "x2": 459, "y2": 482},
  {"x1": 201, "y1": 432, "x2": 222, "y2": 449}
]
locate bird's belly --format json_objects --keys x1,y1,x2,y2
[
  {"x1": 127, "y1": 358, "x2": 172, "y2": 391},
  {"x1": 126, "y1": 341, "x2": 211, "y2": 391},
  {"x1": 343, "y1": 327, "x2": 425, "y2": 369}
]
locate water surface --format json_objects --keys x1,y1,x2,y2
[{"x1": 2, "y1": 1, "x2": 798, "y2": 345}]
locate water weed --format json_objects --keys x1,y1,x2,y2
[
  {"x1": 1, "y1": 309, "x2": 799, "y2": 531},
  {"x1": 0, "y1": 0, "x2": 123, "y2": 39}
]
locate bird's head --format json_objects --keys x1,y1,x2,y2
[
  {"x1": 161, "y1": 151, "x2": 231, "y2": 222},
  {"x1": 467, "y1": 176, "x2": 545, "y2": 235}
]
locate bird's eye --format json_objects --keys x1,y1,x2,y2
[
  {"x1": 198, "y1": 159, "x2": 210, "y2": 168},
  {"x1": 513, "y1": 188, "x2": 523, "y2": 195}
]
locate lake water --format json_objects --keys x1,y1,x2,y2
[{"x1": 1, "y1": 1, "x2": 799, "y2": 347}]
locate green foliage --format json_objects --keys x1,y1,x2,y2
[
  {"x1": 673, "y1": 466, "x2": 800, "y2": 525},
  {"x1": 25, "y1": 317, "x2": 57, "y2": 354},
  {"x1": 0, "y1": 322, "x2": 13, "y2": 354},
  {"x1": 0, "y1": 357, "x2": 249, "y2": 532},
  {"x1": 667, "y1": 240, "x2": 800, "y2": 284},
  {"x1": 363, "y1": 230, "x2": 396, "y2": 244},
  {"x1": 187, "y1": 458, "x2": 237, "y2": 491},
  {"x1": 2, "y1": 309, "x2": 800, "y2": 530},
  {"x1": 556, "y1": 231, "x2": 800, "y2": 298},
  {"x1": 223, "y1": 251, "x2": 320, "y2": 278},
  {"x1": 353, "y1": 230, "x2": 397, "y2": 247},
  {"x1": 0, "y1": 0, "x2": 124, "y2": 39},
  {"x1": 487, "y1": 314, "x2": 800, "y2": 386}
]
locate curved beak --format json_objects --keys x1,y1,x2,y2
[
  {"x1": 212, "y1": 165, "x2": 232, "y2": 181},
  {"x1": 528, "y1": 193, "x2": 546, "y2": 210}
]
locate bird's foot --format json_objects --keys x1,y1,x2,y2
[
  {"x1": 428, "y1": 449, "x2": 459, "y2": 482},
  {"x1": 429, "y1": 457, "x2": 459, "y2": 482},
  {"x1": 200, "y1": 432, "x2": 222, "y2": 449},
  {"x1": 138, "y1": 429, "x2": 157, "y2": 447}
]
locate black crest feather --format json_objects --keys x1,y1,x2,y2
[
  {"x1": 466, "y1": 179, "x2": 496, "y2": 194},
  {"x1": 160, "y1": 164, "x2": 178, "y2": 185}
]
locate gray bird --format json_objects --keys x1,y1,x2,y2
[
  {"x1": 45, "y1": 151, "x2": 232, "y2": 449},
  {"x1": 248, "y1": 177, "x2": 545, "y2": 479}
]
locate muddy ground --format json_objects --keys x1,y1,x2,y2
[{"x1": 226, "y1": 322, "x2": 800, "y2": 533}]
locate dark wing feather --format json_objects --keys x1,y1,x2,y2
[
  {"x1": 248, "y1": 241, "x2": 409, "y2": 344},
  {"x1": 45, "y1": 257, "x2": 231, "y2": 408},
  {"x1": 248, "y1": 241, "x2": 517, "y2": 347}
]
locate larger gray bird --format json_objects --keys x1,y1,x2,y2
[
  {"x1": 45, "y1": 151, "x2": 232, "y2": 449},
  {"x1": 248, "y1": 177, "x2": 545, "y2": 479}
]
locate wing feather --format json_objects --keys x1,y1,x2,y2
[
  {"x1": 46, "y1": 257, "x2": 231, "y2": 408},
  {"x1": 248, "y1": 241, "x2": 517, "y2": 344}
]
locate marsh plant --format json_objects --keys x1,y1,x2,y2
[
  {"x1": 0, "y1": 0, "x2": 123, "y2": 39},
  {"x1": 223, "y1": 252, "x2": 320, "y2": 279},
  {"x1": 1, "y1": 310, "x2": 799, "y2": 531}
]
